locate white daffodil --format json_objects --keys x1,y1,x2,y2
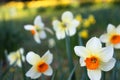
[
  {"x1": 8, "y1": 48, "x2": 25, "y2": 67},
  {"x1": 100, "y1": 24, "x2": 120, "y2": 49},
  {"x1": 52, "y1": 11, "x2": 80, "y2": 40},
  {"x1": 24, "y1": 15, "x2": 46, "y2": 44},
  {"x1": 74, "y1": 37, "x2": 116, "y2": 80},
  {"x1": 25, "y1": 50, "x2": 53, "y2": 79}
]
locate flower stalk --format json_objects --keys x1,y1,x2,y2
[
  {"x1": 20, "y1": 52, "x2": 26, "y2": 80},
  {"x1": 78, "y1": 36, "x2": 89, "y2": 80},
  {"x1": 65, "y1": 34, "x2": 75, "y2": 80}
]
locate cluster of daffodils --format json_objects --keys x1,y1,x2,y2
[
  {"x1": 74, "y1": 37, "x2": 116, "y2": 80},
  {"x1": 52, "y1": 11, "x2": 80, "y2": 40},
  {"x1": 76, "y1": 14, "x2": 96, "y2": 39},
  {"x1": 8, "y1": 48, "x2": 25, "y2": 67},
  {"x1": 8, "y1": 48, "x2": 53, "y2": 79},
  {"x1": 7, "y1": 10, "x2": 119, "y2": 80}
]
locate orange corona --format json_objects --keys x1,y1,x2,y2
[
  {"x1": 30, "y1": 29, "x2": 36, "y2": 35},
  {"x1": 110, "y1": 35, "x2": 120, "y2": 44},
  {"x1": 85, "y1": 56, "x2": 99, "y2": 70},
  {"x1": 36, "y1": 61, "x2": 48, "y2": 73}
]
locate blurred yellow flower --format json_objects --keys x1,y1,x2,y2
[
  {"x1": 8, "y1": 48, "x2": 25, "y2": 67},
  {"x1": 83, "y1": 19, "x2": 91, "y2": 28},
  {"x1": 88, "y1": 15, "x2": 96, "y2": 24},
  {"x1": 4, "y1": 1, "x2": 24, "y2": 9},
  {"x1": 26, "y1": 50, "x2": 53, "y2": 79},
  {"x1": 75, "y1": 14, "x2": 82, "y2": 22},
  {"x1": 79, "y1": 30, "x2": 88, "y2": 39}
]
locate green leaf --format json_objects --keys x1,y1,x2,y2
[
  {"x1": 20, "y1": 52, "x2": 26, "y2": 80},
  {"x1": 67, "y1": 62, "x2": 78, "y2": 80},
  {"x1": 51, "y1": 70, "x2": 57, "y2": 80}
]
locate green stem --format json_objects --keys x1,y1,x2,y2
[
  {"x1": 65, "y1": 34, "x2": 75, "y2": 80},
  {"x1": 10, "y1": 71, "x2": 15, "y2": 80},
  {"x1": 78, "y1": 36, "x2": 83, "y2": 46},
  {"x1": 20, "y1": 54, "x2": 26, "y2": 80},
  {"x1": 42, "y1": 74, "x2": 45, "y2": 80},
  {"x1": 111, "y1": 51, "x2": 117, "y2": 80},
  {"x1": 81, "y1": 67, "x2": 89, "y2": 80},
  {"x1": 111, "y1": 60, "x2": 117, "y2": 80},
  {"x1": 102, "y1": 71, "x2": 106, "y2": 80}
]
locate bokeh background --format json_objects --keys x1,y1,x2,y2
[{"x1": 0, "y1": 0, "x2": 120, "y2": 80}]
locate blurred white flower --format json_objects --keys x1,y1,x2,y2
[
  {"x1": 52, "y1": 11, "x2": 80, "y2": 40},
  {"x1": 26, "y1": 50, "x2": 53, "y2": 79},
  {"x1": 24, "y1": 15, "x2": 46, "y2": 44},
  {"x1": 8, "y1": 48, "x2": 25, "y2": 67},
  {"x1": 48, "y1": 38, "x2": 56, "y2": 48},
  {"x1": 74, "y1": 37, "x2": 116, "y2": 80},
  {"x1": 100, "y1": 24, "x2": 120, "y2": 49}
]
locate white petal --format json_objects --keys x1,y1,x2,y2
[
  {"x1": 41, "y1": 50, "x2": 53, "y2": 64},
  {"x1": 43, "y1": 66, "x2": 53, "y2": 76},
  {"x1": 79, "y1": 57, "x2": 85, "y2": 66},
  {"x1": 44, "y1": 27, "x2": 54, "y2": 35},
  {"x1": 86, "y1": 37, "x2": 102, "y2": 53},
  {"x1": 17, "y1": 60, "x2": 22, "y2": 67},
  {"x1": 62, "y1": 11, "x2": 73, "y2": 23},
  {"x1": 70, "y1": 19, "x2": 80, "y2": 28},
  {"x1": 88, "y1": 69, "x2": 101, "y2": 80},
  {"x1": 99, "y1": 46, "x2": 114, "y2": 62},
  {"x1": 8, "y1": 52, "x2": 17, "y2": 66},
  {"x1": 74, "y1": 46, "x2": 88, "y2": 58},
  {"x1": 99, "y1": 34, "x2": 109, "y2": 43},
  {"x1": 52, "y1": 20, "x2": 61, "y2": 31},
  {"x1": 67, "y1": 27, "x2": 76, "y2": 36},
  {"x1": 19, "y1": 48, "x2": 24, "y2": 54},
  {"x1": 56, "y1": 31, "x2": 65, "y2": 40},
  {"x1": 116, "y1": 25, "x2": 120, "y2": 34},
  {"x1": 34, "y1": 16, "x2": 44, "y2": 28},
  {"x1": 22, "y1": 55, "x2": 25, "y2": 62},
  {"x1": 114, "y1": 43, "x2": 120, "y2": 49},
  {"x1": 39, "y1": 31, "x2": 47, "y2": 39},
  {"x1": 26, "y1": 67, "x2": 41, "y2": 79},
  {"x1": 24, "y1": 25, "x2": 34, "y2": 30},
  {"x1": 106, "y1": 43, "x2": 113, "y2": 47},
  {"x1": 34, "y1": 33, "x2": 41, "y2": 44},
  {"x1": 26, "y1": 51, "x2": 41, "y2": 65},
  {"x1": 107, "y1": 24, "x2": 115, "y2": 33},
  {"x1": 100, "y1": 58, "x2": 116, "y2": 71}
]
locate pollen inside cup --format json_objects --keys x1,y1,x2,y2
[
  {"x1": 110, "y1": 35, "x2": 120, "y2": 44},
  {"x1": 36, "y1": 61, "x2": 49, "y2": 73},
  {"x1": 85, "y1": 56, "x2": 99, "y2": 70},
  {"x1": 30, "y1": 29, "x2": 36, "y2": 35},
  {"x1": 61, "y1": 22, "x2": 68, "y2": 29}
]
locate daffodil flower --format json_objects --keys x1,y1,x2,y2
[
  {"x1": 74, "y1": 37, "x2": 116, "y2": 80},
  {"x1": 100, "y1": 24, "x2": 120, "y2": 49},
  {"x1": 52, "y1": 11, "x2": 80, "y2": 40},
  {"x1": 25, "y1": 50, "x2": 53, "y2": 79},
  {"x1": 24, "y1": 15, "x2": 46, "y2": 44},
  {"x1": 8, "y1": 48, "x2": 25, "y2": 67}
]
